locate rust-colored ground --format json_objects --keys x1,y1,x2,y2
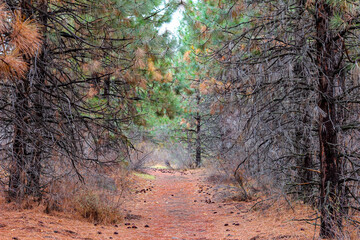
[{"x1": 0, "y1": 168, "x2": 318, "y2": 240}]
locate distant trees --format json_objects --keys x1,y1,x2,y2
[
  {"x1": 0, "y1": 0, "x2": 178, "y2": 201},
  {"x1": 181, "y1": 0, "x2": 360, "y2": 238}
]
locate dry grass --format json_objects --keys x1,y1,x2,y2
[
  {"x1": 40, "y1": 166, "x2": 131, "y2": 225},
  {"x1": 206, "y1": 169, "x2": 267, "y2": 203},
  {"x1": 205, "y1": 168, "x2": 360, "y2": 239},
  {"x1": 74, "y1": 189, "x2": 122, "y2": 224}
]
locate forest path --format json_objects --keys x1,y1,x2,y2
[
  {"x1": 122, "y1": 168, "x2": 238, "y2": 240},
  {"x1": 0, "y1": 168, "x2": 315, "y2": 240},
  {"x1": 119, "y1": 168, "x2": 313, "y2": 240}
]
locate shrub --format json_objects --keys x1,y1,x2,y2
[{"x1": 74, "y1": 189, "x2": 122, "y2": 224}]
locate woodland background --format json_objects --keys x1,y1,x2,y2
[{"x1": 0, "y1": 0, "x2": 360, "y2": 239}]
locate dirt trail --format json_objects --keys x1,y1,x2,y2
[
  {"x1": 121, "y1": 168, "x2": 314, "y2": 240},
  {"x1": 123, "y1": 168, "x2": 230, "y2": 240},
  {"x1": 0, "y1": 168, "x2": 315, "y2": 240}
]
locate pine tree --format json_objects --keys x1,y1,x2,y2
[
  {"x1": 0, "y1": 0, "x2": 179, "y2": 201},
  {"x1": 180, "y1": 0, "x2": 360, "y2": 237}
]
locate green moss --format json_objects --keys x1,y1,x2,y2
[
  {"x1": 133, "y1": 172, "x2": 156, "y2": 180},
  {"x1": 149, "y1": 164, "x2": 169, "y2": 169}
]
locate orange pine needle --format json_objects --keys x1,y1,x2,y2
[
  {"x1": 0, "y1": 4, "x2": 9, "y2": 33},
  {"x1": 0, "y1": 52, "x2": 28, "y2": 80},
  {"x1": 10, "y1": 13, "x2": 42, "y2": 58}
]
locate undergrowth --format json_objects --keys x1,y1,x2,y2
[
  {"x1": 42, "y1": 166, "x2": 130, "y2": 224},
  {"x1": 74, "y1": 189, "x2": 122, "y2": 224}
]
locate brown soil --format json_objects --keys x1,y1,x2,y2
[{"x1": 0, "y1": 168, "x2": 317, "y2": 240}]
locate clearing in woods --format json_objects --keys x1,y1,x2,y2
[{"x1": 0, "y1": 168, "x2": 316, "y2": 240}]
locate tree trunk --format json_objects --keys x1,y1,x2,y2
[
  {"x1": 293, "y1": 0, "x2": 313, "y2": 203},
  {"x1": 195, "y1": 93, "x2": 201, "y2": 167},
  {"x1": 26, "y1": 1, "x2": 48, "y2": 198},
  {"x1": 294, "y1": 114, "x2": 313, "y2": 202},
  {"x1": 7, "y1": 0, "x2": 48, "y2": 200},
  {"x1": 195, "y1": 114, "x2": 201, "y2": 167},
  {"x1": 8, "y1": 82, "x2": 29, "y2": 201},
  {"x1": 315, "y1": 1, "x2": 345, "y2": 237},
  {"x1": 186, "y1": 130, "x2": 192, "y2": 167},
  {"x1": 7, "y1": 0, "x2": 34, "y2": 202}
]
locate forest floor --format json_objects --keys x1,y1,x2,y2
[{"x1": 0, "y1": 168, "x2": 320, "y2": 240}]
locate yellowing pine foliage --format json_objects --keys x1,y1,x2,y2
[
  {"x1": 183, "y1": 50, "x2": 191, "y2": 63},
  {"x1": 0, "y1": 7, "x2": 41, "y2": 80},
  {"x1": 153, "y1": 71, "x2": 163, "y2": 82},
  {"x1": 147, "y1": 59, "x2": 156, "y2": 73},
  {"x1": 134, "y1": 48, "x2": 146, "y2": 69},
  {"x1": 213, "y1": 78, "x2": 225, "y2": 94},
  {"x1": 135, "y1": 47, "x2": 146, "y2": 59},
  {"x1": 87, "y1": 84, "x2": 99, "y2": 98},
  {"x1": 199, "y1": 81, "x2": 208, "y2": 94},
  {"x1": 10, "y1": 13, "x2": 42, "y2": 58},
  {"x1": 138, "y1": 77, "x2": 147, "y2": 89},
  {"x1": 0, "y1": 4, "x2": 9, "y2": 33},
  {"x1": 164, "y1": 71, "x2": 173, "y2": 83},
  {"x1": 200, "y1": 25, "x2": 207, "y2": 33},
  {"x1": 230, "y1": 3, "x2": 244, "y2": 19},
  {"x1": 124, "y1": 71, "x2": 134, "y2": 85},
  {"x1": 134, "y1": 58, "x2": 145, "y2": 69},
  {"x1": 210, "y1": 102, "x2": 224, "y2": 115},
  {"x1": 0, "y1": 52, "x2": 28, "y2": 80},
  {"x1": 180, "y1": 118, "x2": 186, "y2": 125},
  {"x1": 190, "y1": 82, "x2": 197, "y2": 89}
]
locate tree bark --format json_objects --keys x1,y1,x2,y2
[
  {"x1": 195, "y1": 92, "x2": 201, "y2": 167},
  {"x1": 294, "y1": 0, "x2": 313, "y2": 201},
  {"x1": 8, "y1": 82, "x2": 29, "y2": 201},
  {"x1": 7, "y1": 0, "x2": 48, "y2": 200},
  {"x1": 195, "y1": 114, "x2": 201, "y2": 167},
  {"x1": 29, "y1": 1, "x2": 48, "y2": 197},
  {"x1": 315, "y1": 1, "x2": 345, "y2": 237},
  {"x1": 26, "y1": 2, "x2": 48, "y2": 198},
  {"x1": 295, "y1": 115, "x2": 313, "y2": 203}
]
